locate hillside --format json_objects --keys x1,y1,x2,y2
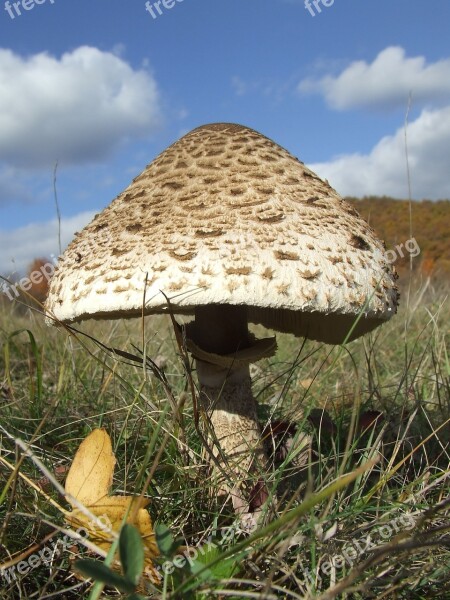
[{"x1": 346, "y1": 196, "x2": 450, "y2": 281}]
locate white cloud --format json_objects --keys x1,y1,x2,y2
[
  {"x1": 0, "y1": 210, "x2": 97, "y2": 275},
  {"x1": 308, "y1": 106, "x2": 450, "y2": 199},
  {"x1": 298, "y1": 46, "x2": 450, "y2": 110},
  {"x1": 0, "y1": 46, "x2": 161, "y2": 168},
  {"x1": 231, "y1": 76, "x2": 251, "y2": 96}
]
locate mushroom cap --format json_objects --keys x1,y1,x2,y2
[{"x1": 45, "y1": 123, "x2": 398, "y2": 344}]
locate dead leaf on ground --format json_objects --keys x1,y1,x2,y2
[{"x1": 65, "y1": 428, "x2": 160, "y2": 584}]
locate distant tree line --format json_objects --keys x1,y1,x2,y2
[{"x1": 346, "y1": 196, "x2": 450, "y2": 281}]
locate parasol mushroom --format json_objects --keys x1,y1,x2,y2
[{"x1": 45, "y1": 123, "x2": 399, "y2": 518}]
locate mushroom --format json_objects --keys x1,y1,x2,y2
[{"x1": 45, "y1": 123, "x2": 399, "y2": 518}]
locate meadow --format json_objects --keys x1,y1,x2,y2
[{"x1": 0, "y1": 274, "x2": 449, "y2": 599}]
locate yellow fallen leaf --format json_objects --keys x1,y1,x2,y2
[
  {"x1": 65, "y1": 429, "x2": 160, "y2": 584},
  {"x1": 65, "y1": 429, "x2": 115, "y2": 505}
]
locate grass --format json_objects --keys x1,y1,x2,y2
[{"x1": 0, "y1": 277, "x2": 449, "y2": 599}]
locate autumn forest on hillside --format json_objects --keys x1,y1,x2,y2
[{"x1": 347, "y1": 196, "x2": 450, "y2": 280}]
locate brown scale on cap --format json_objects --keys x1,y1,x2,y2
[{"x1": 46, "y1": 123, "x2": 399, "y2": 344}]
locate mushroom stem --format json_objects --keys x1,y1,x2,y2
[{"x1": 191, "y1": 305, "x2": 270, "y2": 514}]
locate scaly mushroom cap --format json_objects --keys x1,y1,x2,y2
[{"x1": 45, "y1": 123, "x2": 399, "y2": 343}]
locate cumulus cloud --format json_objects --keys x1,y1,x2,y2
[
  {"x1": 298, "y1": 46, "x2": 450, "y2": 110},
  {"x1": 0, "y1": 210, "x2": 97, "y2": 275},
  {"x1": 0, "y1": 46, "x2": 161, "y2": 167},
  {"x1": 231, "y1": 76, "x2": 249, "y2": 96},
  {"x1": 308, "y1": 106, "x2": 450, "y2": 199}
]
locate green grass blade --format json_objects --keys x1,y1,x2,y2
[
  {"x1": 75, "y1": 559, "x2": 136, "y2": 593},
  {"x1": 119, "y1": 524, "x2": 145, "y2": 586}
]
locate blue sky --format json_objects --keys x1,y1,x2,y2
[{"x1": 1, "y1": 0, "x2": 449, "y2": 274}]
